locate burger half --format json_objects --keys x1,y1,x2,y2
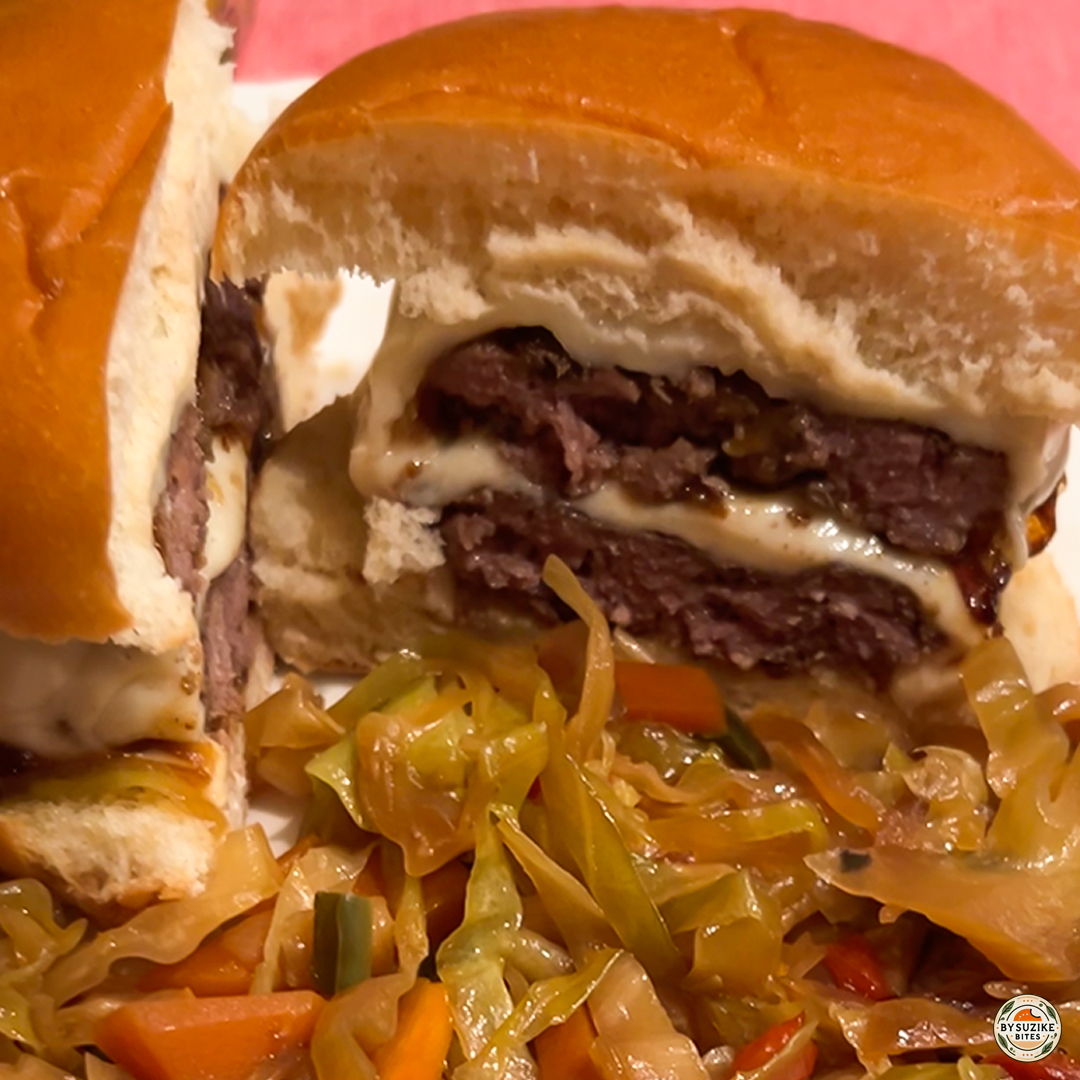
[
  {"x1": 217, "y1": 8, "x2": 1080, "y2": 701},
  {"x1": 0, "y1": 0, "x2": 269, "y2": 916}
]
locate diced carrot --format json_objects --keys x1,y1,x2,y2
[
  {"x1": 370, "y1": 979, "x2": 453, "y2": 1080},
  {"x1": 217, "y1": 908, "x2": 276, "y2": 970},
  {"x1": 139, "y1": 943, "x2": 250, "y2": 997},
  {"x1": 96, "y1": 990, "x2": 324, "y2": 1080},
  {"x1": 614, "y1": 662, "x2": 725, "y2": 736},
  {"x1": 422, "y1": 860, "x2": 469, "y2": 949},
  {"x1": 534, "y1": 1006, "x2": 603, "y2": 1080},
  {"x1": 733, "y1": 1014, "x2": 806, "y2": 1073},
  {"x1": 140, "y1": 910, "x2": 274, "y2": 996},
  {"x1": 823, "y1": 935, "x2": 895, "y2": 1001}
]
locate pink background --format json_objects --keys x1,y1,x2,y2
[{"x1": 237, "y1": 0, "x2": 1080, "y2": 166}]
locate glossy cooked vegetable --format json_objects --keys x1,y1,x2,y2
[
  {"x1": 823, "y1": 935, "x2": 895, "y2": 1001},
  {"x1": 95, "y1": 991, "x2": 324, "y2": 1080},
  {"x1": 312, "y1": 891, "x2": 373, "y2": 995},
  {"x1": 138, "y1": 908, "x2": 273, "y2": 996},
  {"x1": 369, "y1": 979, "x2": 454, "y2": 1080},
  {"x1": 6, "y1": 557, "x2": 1080, "y2": 1080},
  {"x1": 533, "y1": 1006, "x2": 602, "y2": 1080},
  {"x1": 732, "y1": 1013, "x2": 812, "y2": 1073},
  {"x1": 614, "y1": 662, "x2": 725, "y2": 735}
]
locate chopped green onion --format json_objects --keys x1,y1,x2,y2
[{"x1": 312, "y1": 891, "x2": 372, "y2": 996}]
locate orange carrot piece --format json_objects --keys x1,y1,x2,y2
[
  {"x1": 733, "y1": 1013, "x2": 806, "y2": 1073},
  {"x1": 422, "y1": 860, "x2": 469, "y2": 949},
  {"x1": 534, "y1": 1006, "x2": 603, "y2": 1080},
  {"x1": 614, "y1": 662, "x2": 725, "y2": 736},
  {"x1": 823, "y1": 935, "x2": 895, "y2": 1001},
  {"x1": 217, "y1": 908, "x2": 276, "y2": 970},
  {"x1": 370, "y1": 979, "x2": 453, "y2": 1080},
  {"x1": 140, "y1": 910, "x2": 273, "y2": 996},
  {"x1": 97, "y1": 990, "x2": 324, "y2": 1080},
  {"x1": 139, "y1": 944, "x2": 251, "y2": 998}
]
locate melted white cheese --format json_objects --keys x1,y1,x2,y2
[
  {"x1": 362, "y1": 438, "x2": 982, "y2": 648},
  {"x1": 0, "y1": 636, "x2": 203, "y2": 757},
  {"x1": 0, "y1": 440, "x2": 250, "y2": 757},
  {"x1": 577, "y1": 486, "x2": 981, "y2": 648},
  {"x1": 391, "y1": 438, "x2": 540, "y2": 507},
  {"x1": 203, "y1": 435, "x2": 248, "y2": 582},
  {"x1": 350, "y1": 301, "x2": 1071, "y2": 559}
]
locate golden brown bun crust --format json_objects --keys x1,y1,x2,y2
[
  {"x1": 0, "y1": 0, "x2": 181, "y2": 642},
  {"x1": 221, "y1": 6, "x2": 1080, "y2": 259}
]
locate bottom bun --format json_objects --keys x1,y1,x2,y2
[
  {"x1": 251, "y1": 398, "x2": 1080, "y2": 695},
  {"x1": 0, "y1": 728, "x2": 246, "y2": 923},
  {"x1": 1000, "y1": 552, "x2": 1080, "y2": 687},
  {"x1": 250, "y1": 397, "x2": 462, "y2": 673},
  {"x1": 0, "y1": 802, "x2": 218, "y2": 923}
]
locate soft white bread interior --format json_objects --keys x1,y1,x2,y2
[
  {"x1": 217, "y1": 7, "x2": 1080, "y2": 447},
  {"x1": 249, "y1": 398, "x2": 459, "y2": 672},
  {"x1": 1000, "y1": 553, "x2": 1080, "y2": 688},
  {"x1": 0, "y1": 804, "x2": 219, "y2": 920},
  {"x1": 109, "y1": 0, "x2": 239, "y2": 656},
  {"x1": 260, "y1": 270, "x2": 395, "y2": 433},
  {"x1": 0, "y1": 736, "x2": 241, "y2": 920}
]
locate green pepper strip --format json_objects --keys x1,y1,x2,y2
[{"x1": 313, "y1": 892, "x2": 373, "y2": 996}]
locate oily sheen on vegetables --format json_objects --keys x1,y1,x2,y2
[{"x1": 3, "y1": 556, "x2": 1080, "y2": 1080}]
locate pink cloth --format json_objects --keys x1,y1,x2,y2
[{"x1": 237, "y1": 0, "x2": 1080, "y2": 166}]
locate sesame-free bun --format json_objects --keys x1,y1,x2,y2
[
  {"x1": 0, "y1": 0, "x2": 252, "y2": 911},
  {"x1": 217, "y1": 6, "x2": 1080, "y2": 432},
  {"x1": 999, "y1": 554, "x2": 1080, "y2": 689},
  {"x1": 0, "y1": 0, "x2": 237, "y2": 647}
]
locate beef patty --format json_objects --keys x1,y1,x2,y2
[
  {"x1": 153, "y1": 279, "x2": 271, "y2": 724},
  {"x1": 412, "y1": 327, "x2": 1034, "y2": 682},
  {"x1": 419, "y1": 328, "x2": 1010, "y2": 557},
  {"x1": 443, "y1": 491, "x2": 944, "y2": 688}
]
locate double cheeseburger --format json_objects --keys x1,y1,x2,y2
[
  {"x1": 0, "y1": 0, "x2": 269, "y2": 914},
  {"x1": 7, "y1": 5, "x2": 1080, "y2": 915},
  {"x1": 218, "y1": 8, "x2": 1080, "y2": 699}
]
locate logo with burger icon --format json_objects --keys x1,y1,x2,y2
[{"x1": 995, "y1": 996, "x2": 1062, "y2": 1061}]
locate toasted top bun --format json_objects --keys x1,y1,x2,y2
[
  {"x1": 0, "y1": 0, "x2": 237, "y2": 647},
  {"x1": 216, "y1": 7, "x2": 1080, "y2": 444}
]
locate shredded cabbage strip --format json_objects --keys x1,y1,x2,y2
[{"x1": 11, "y1": 563, "x2": 1080, "y2": 1080}]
